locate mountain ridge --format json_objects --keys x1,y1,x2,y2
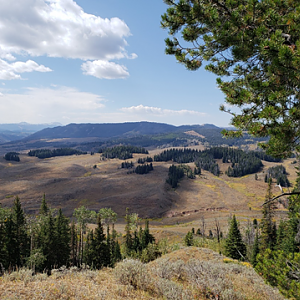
[{"x1": 22, "y1": 121, "x2": 219, "y2": 141}]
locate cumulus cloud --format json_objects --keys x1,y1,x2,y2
[
  {"x1": 81, "y1": 60, "x2": 129, "y2": 79},
  {"x1": 0, "y1": 88, "x2": 210, "y2": 125},
  {"x1": 121, "y1": 105, "x2": 206, "y2": 116},
  {"x1": 0, "y1": 59, "x2": 52, "y2": 80},
  {"x1": 0, "y1": 0, "x2": 136, "y2": 79},
  {"x1": 0, "y1": 86, "x2": 105, "y2": 123}
]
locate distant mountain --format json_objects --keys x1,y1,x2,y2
[
  {"x1": 0, "y1": 122, "x2": 62, "y2": 144},
  {"x1": 0, "y1": 122, "x2": 61, "y2": 133},
  {"x1": 0, "y1": 121, "x2": 267, "y2": 155},
  {"x1": 25, "y1": 122, "x2": 180, "y2": 140}
]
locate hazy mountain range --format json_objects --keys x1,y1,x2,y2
[{"x1": 0, "y1": 121, "x2": 262, "y2": 155}]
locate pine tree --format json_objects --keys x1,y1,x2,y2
[
  {"x1": 5, "y1": 215, "x2": 18, "y2": 269},
  {"x1": 124, "y1": 209, "x2": 133, "y2": 256},
  {"x1": 184, "y1": 231, "x2": 193, "y2": 246},
  {"x1": 92, "y1": 215, "x2": 110, "y2": 269},
  {"x1": 162, "y1": 0, "x2": 300, "y2": 158},
  {"x1": 224, "y1": 215, "x2": 246, "y2": 260},
  {"x1": 10, "y1": 197, "x2": 30, "y2": 268},
  {"x1": 141, "y1": 220, "x2": 155, "y2": 249},
  {"x1": 42, "y1": 214, "x2": 56, "y2": 272},
  {"x1": 54, "y1": 209, "x2": 71, "y2": 267},
  {"x1": 83, "y1": 230, "x2": 94, "y2": 267},
  {"x1": 39, "y1": 193, "x2": 49, "y2": 215},
  {"x1": 70, "y1": 221, "x2": 78, "y2": 266},
  {"x1": 251, "y1": 231, "x2": 260, "y2": 267},
  {"x1": 110, "y1": 223, "x2": 121, "y2": 266},
  {"x1": 260, "y1": 180, "x2": 277, "y2": 252},
  {"x1": 0, "y1": 206, "x2": 9, "y2": 270}
]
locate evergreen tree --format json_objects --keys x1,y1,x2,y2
[
  {"x1": 54, "y1": 209, "x2": 71, "y2": 267},
  {"x1": 10, "y1": 197, "x2": 30, "y2": 268},
  {"x1": 70, "y1": 221, "x2": 78, "y2": 266},
  {"x1": 260, "y1": 180, "x2": 277, "y2": 252},
  {"x1": 124, "y1": 209, "x2": 133, "y2": 256},
  {"x1": 39, "y1": 193, "x2": 49, "y2": 215},
  {"x1": 162, "y1": 0, "x2": 300, "y2": 158},
  {"x1": 83, "y1": 230, "x2": 94, "y2": 267},
  {"x1": 110, "y1": 224, "x2": 121, "y2": 266},
  {"x1": 184, "y1": 231, "x2": 193, "y2": 246},
  {"x1": 141, "y1": 220, "x2": 155, "y2": 248},
  {"x1": 42, "y1": 214, "x2": 56, "y2": 272},
  {"x1": 5, "y1": 215, "x2": 18, "y2": 269},
  {"x1": 92, "y1": 215, "x2": 110, "y2": 269},
  {"x1": 224, "y1": 215, "x2": 246, "y2": 260},
  {"x1": 251, "y1": 231, "x2": 260, "y2": 267},
  {"x1": 276, "y1": 219, "x2": 289, "y2": 252},
  {"x1": 0, "y1": 206, "x2": 10, "y2": 271}
]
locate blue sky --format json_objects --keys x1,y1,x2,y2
[{"x1": 0, "y1": 0, "x2": 231, "y2": 127}]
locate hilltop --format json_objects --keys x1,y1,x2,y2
[{"x1": 0, "y1": 121, "x2": 266, "y2": 154}]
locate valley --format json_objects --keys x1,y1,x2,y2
[{"x1": 0, "y1": 147, "x2": 295, "y2": 233}]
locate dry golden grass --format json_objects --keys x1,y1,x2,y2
[
  {"x1": 0, "y1": 247, "x2": 285, "y2": 300},
  {"x1": 0, "y1": 267, "x2": 159, "y2": 300},
  {"x1": 0, "y1": 149, "x2": 295, "y2": 233}
]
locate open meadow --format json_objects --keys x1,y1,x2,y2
[{"x1": 0, "y1": 148, "x2": 296, "y2": 235}]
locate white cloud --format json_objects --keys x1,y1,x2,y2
[
  {"x1": 0, "y1": 0, "x2": 136, "y2": 79},
  {"x1": 0, "y1": 86, "x2": 105, "y2": 123},
  {"x1": 0, "y1": 59, "x2": 52, "y2": 80},
  {"x1": 121, "y1": 105, "x2": 206, "y2": 116},
  {"x1": 81, "y1": 60, "x2": 129, "y2": 79}
]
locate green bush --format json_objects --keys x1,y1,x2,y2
[{"x1": 255, "y1": 249, "x2": 300, "y2": 299}]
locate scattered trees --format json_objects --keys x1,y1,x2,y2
[
  {"x1": 100, "y1": 146, "x2": 148, "y2": 160},
  {"x1": 28, "y1": 148, "x2": 86, "y2": 159},
  {"x1": 4, "y1": 152, "x2": 20, "y2": 162},
  {"x1": 266, "y1": 165, "x2": 290, "y2": 187},
  {"x1": 166, "y1": 165, "x2": 184, "y2": 188},
  {"x1": 135, "y1": 163, "x2": 154, "y2": 174}
]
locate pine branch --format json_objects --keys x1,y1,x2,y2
[{"x1": 261, "y1": 192, "x2": 300, "y2": 206}]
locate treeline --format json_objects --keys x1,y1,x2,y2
[
  {"x1": 166, "y1": 165, "x2": 185, "y2": 188},
  {"x1": 226, "y1": 155, "x2": 263, "y2": 177},
  {"x1": 154, "y1": 148, "x2": 200, "y2": 163},
  {"x1": 99, "y1": 145, "x2": 148, "y2": 160},
  {"x1": 4, "y1": 152, "x2": 20, "y2": 162},
  {"x1": 195, "y1": 154, "x2": 220, "y2": 176},
  {"x1": 137, "y1": 156, "x2": 153, "y2": 164},
  {"x1": 121, "y1": 161, "x2": 134, "y2": 169},
  {"x1": 252, "y1": 151, "x2": 282, "y2": 162},
  {"x1": 135, "y1": 163, "x2": 153, "y2": 174},
  {"x1": 123, "y1": 211, "x2": 160, "y2": 262},
  {"x1": 265, "y1": 165, "x2": 290, "y2": 187},
  {"x1": 0, "y1": 196, "x2": 158, "y2": 274},
  {"x1": 154, "y1": 147, "x2": 267, "y2": 177},
  {"x1": 28, "y1": 148, "x2": 87, "y2": 159},
  {"x1": 252, "y1": 182, "x2": 300, "y2": 298}
]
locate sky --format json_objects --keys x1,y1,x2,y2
[{"x1": 0, "y1": 0, "x2": 232, "y2": 127}]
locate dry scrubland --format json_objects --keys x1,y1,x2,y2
[
  {"x1": 0, "y1": 247, "x2": 285, "y2": 300},
  {"x1": 0, "y1": 148, "x2": 296, "y2": 232},
  {"x1": 0, "y1": 148, "x2": 296, "y2": 299}
]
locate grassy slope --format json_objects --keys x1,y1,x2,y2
[{"x1": 0, "y1": 247, "x2": 285, "y2": 300}]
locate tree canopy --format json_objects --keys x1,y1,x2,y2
[{"x1": 162, "y1": 0, "x2": 300, "y2": 157}]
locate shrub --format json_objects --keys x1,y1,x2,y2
[
  {"x1": 184, "y1": 231, "x2": 193, "y2": 246},
  {"x1": 113, "y1": 259, "x2": 152, "y2": 291},
  {"x1": 153, "y1": 258, "x2": 186, "y2": 281},
  {"x1": 140, "y1": 243, "x2": 161, "y2": 263},
  {"x1": 155, "y1": 278, "x2": 192, "y2": 300}
]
